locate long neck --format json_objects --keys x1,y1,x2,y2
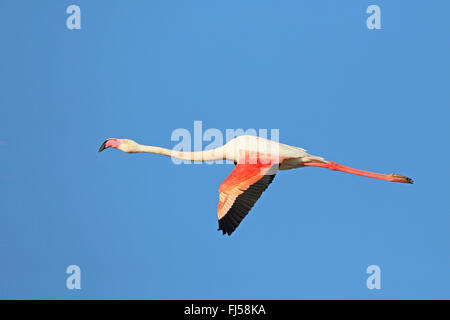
[{"x1": 135, "y1": 144, "x2": 226, "y2": 162}]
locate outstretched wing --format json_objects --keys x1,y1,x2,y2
[{"x1": 217, "y1": 163, "x2": 278, "y2": 235}]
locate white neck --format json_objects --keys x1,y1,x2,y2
[{"x1": 135, "y1": 144, "x2": 226, "y2": 162}]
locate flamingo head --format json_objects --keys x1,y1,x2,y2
[{"x1": 98, "y1": 138, "x2": 139, "y2": 153}]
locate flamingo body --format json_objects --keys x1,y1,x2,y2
[{"x1": 98, "y1": 135, "x2": 413, "y2": 236}]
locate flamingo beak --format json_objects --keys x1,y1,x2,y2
[
  {"x1": 98, "y1": 138, "x2": 125, "y2": 152},
  {"x1": 98, "y1": 140, "x2": 109, "y2": 152}
]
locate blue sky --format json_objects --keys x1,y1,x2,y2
[{"x1": 0, "y1": 0, "x2": 449, "y2": 299}]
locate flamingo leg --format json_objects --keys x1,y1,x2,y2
[{"x1": 303, "y1": 161, "x2": 413, "y2": 184}]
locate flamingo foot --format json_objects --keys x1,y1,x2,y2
[{"x1": 390, "y1": 174, "x2": 414, "y2": 184}]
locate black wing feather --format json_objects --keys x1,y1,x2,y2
[{"x1": 218, "y1": 173, "x2": 276, "y2": 236}]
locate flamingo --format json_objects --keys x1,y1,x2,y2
[{"x1": 98, "y1": 135, "x2": 413, "y2": 235}]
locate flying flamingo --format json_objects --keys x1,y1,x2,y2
[{"x1": 98, "y1": 135, "x2": 413, "y2": 235}]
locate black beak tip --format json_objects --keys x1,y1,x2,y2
[{"x1": 98, "y1": 140, "x2": 108, "y2": 152}]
